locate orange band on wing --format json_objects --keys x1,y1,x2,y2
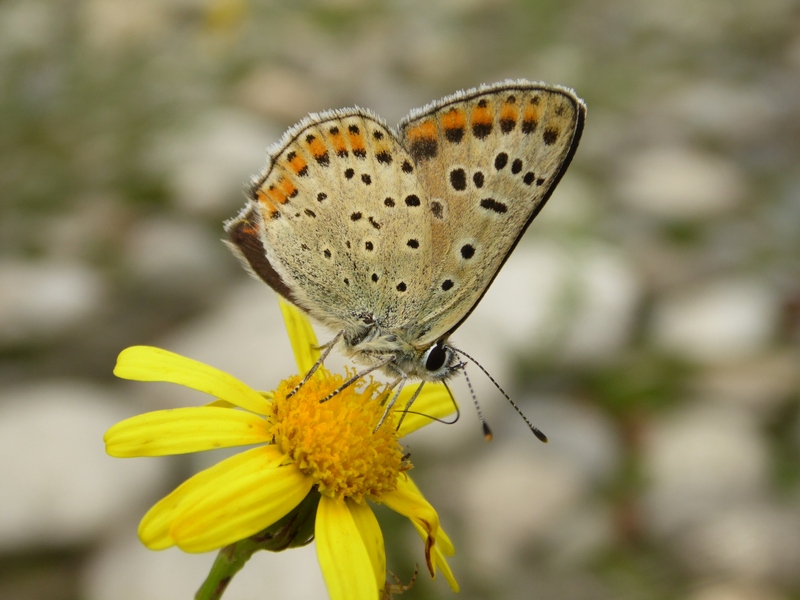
[
  {"x1": 286, "y1": 153, "x2": 308, "y2": 176},
  {"x1": 442, "y1": 108, "x2": 466, "y2": 130},
  {"x1": 277, "y1": 177, "x2": 297, "y2": 200},
  {"x1": 406, "y1": 120, "x2": 437, "y2": 142},
  {"x1": 522, "y1": 103, "x2": 540, "y2": 128},
  {"x1": 471, "y1": 104, "x2": 493, "y2": 127},
  {"x1": 256, "y1": 188, "x2": 279, "y2": 215},
  {"x1": 327, "y1": 126, "x2": 348, "y2": 156},
  {"x1": 500, "y1": 103, "x2": 518, "y2": 123},
  {"x1": 306, "y1": 136, "x2": 327, "y2": 158},
  {"x1": 348, "y1": 128, "x2": 366, "y2": 154}
]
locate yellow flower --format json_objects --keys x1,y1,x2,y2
[{"x1": 104, "y1": 299, "x2": 459, "y2": 599}]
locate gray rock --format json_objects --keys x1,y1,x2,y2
[
  {"x1": 0, "y1": 260, "x2": 105, "y2": 346},
  {"x1": 83, "y1": 535, "x2": 327, "y2": 600},
  {"x1": 617, "y1": 145, "x2": 745, "y2": 219},
  {"x1": 642, "y1": 402, "x2": 770, "y2": 536},
  {"x1": 0, "y1": 382, "x2": 170, "y2": 551},
  {"x1": 651, "y1": 278, "x2": 779, "y2": 364}
]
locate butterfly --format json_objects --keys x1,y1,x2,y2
[{"x1": 226, "y1": 80, "x2": 585, "y2": 409}]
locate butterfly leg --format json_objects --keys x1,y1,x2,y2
[
  {"x1": 318, "y1": 353, "x2": 396, "y2": 404},
  {"x1": 287, "y1": 330, "x2": 344, "y2": 398},
  {"x1": 393, "y1": 380, "x2": 426, "y2": 432},
  {"x1": 373, "y1": 372, "x2": 405, "y2": 432}
]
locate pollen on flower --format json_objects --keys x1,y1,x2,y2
[{"x1": 268, "y1": 369, "x2": 409, "y2": 502}]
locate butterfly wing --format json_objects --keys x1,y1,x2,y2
[
  {"x1": 396, "y1": 80, "x2": 586, "y2": 347},
  {"x1": 226, "y1": 109, "x2": 437, "y2": 336}
]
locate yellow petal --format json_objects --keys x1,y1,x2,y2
[
  {"x1": 104, "y1": 407, "x2": 269, "y2": 457},
  {"x1": 395, "y1": 382, "x2": 457, "y2": 437},
  {"x1": 114, "y1": 346, "x2": 269, "y2": 415},
  {"x1": 316, "y1": 496, "x2": 378, "y2": 600},
  {"x1": 380, "y1": 474, "x2": 439, "y2": 540},
  {"x1": 137, "y1": 447, "x2": 275, "y2": 551},
  {"x1": 435, "y1": 546, "x2": 459, "y2": 593},
  {"x1": 411, "y1": 521, "x2": 460, "y2": 592},
  {"x1": 347, "y1": 499, "x2": 385, "y2": 589},
  {"x1": 206, "y1": 390, "x2": 273, "y2": 408},
  {"x1": 138, "y1": 445, "x2": 311, "y2": 552},
  {"x1": 435, "y1": 521, "x2": 455, "y2": 557},
  {"x1": 171, "y1": 449, "x2": 313, "y2": 553},
  {"x1": 381, "y1": 475, "x2": 445, "y2": 580},
  {"x1": 278, "y1": 298, "x2": 320, "y2": 373}
]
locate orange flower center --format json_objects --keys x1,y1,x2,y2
[{"x1": 268, "y1": 369, "x2": 408, "y2": 502}]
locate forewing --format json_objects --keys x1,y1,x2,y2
[
  {"x1": 397, "y1": 81, "x2": 586, "y2": 346},
  {"x1": 226, "y1": 110, "x2": 435, "y2": 332}
]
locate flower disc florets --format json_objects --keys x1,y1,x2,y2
[{"x1": 268, "y1": 369, "x2": 408, "y2": 502}]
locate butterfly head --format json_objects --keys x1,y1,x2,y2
[{"x1": 416, "y1": 339, "x2": 461, "y2": 382}]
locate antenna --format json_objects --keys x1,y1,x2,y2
[
  {"x1": 461, "y1": 365, "x2": 493, "y2": 441},
  {"x1": 397, "y1": 382, "x2": 461, "y2": 427},
  {"x1": 453, "y1": 348, "x2": 548, "y2": 443}
]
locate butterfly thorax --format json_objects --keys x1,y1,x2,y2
[{"x1": 339, "y1": 320, "x2": 458, "y2": 382}]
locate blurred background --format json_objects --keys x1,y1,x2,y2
[{"x1": 1, "y1": 0, "x2": 799, "y2": 598}]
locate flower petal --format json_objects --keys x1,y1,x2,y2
[
  {"x1": 316, "y1": 496, "x2": 378, "y2": 600},
  {"x1": 206, "y1": 390, "x2": 273, "y2": 409},
  {"x1": 171, "y1": 448, "x2": 313, "y2": 553},
  {"x1": 278, "y1": 299, "x2": 320, "y2": 374},
  {"x1": 114, "y1": 346, "x2": 269, "y2": 415},
  {"x1": 380, "y1": 474, "x2": 439, "y2": 541},
  {"x1": 137, "y1": 447, "x2": 279, "y2": 551},
  {"x1": 395, "y1": 382, "x2": 457, "y2": 437},
  {"x1": 104, "y1": 407, "x2": 269, "y2": 457},
  {"x1": 348, "y1": 500, "x2": 385, "y2": 589},
  {"x1": 139, "y1": 445, "x2": 312, "y2": 552},
  {"x1": 411, "y1": 521, "x2": 460, "y2": 592},
  {"x1": 381, "y1": 474, "x2": 450, "y2": 581}
]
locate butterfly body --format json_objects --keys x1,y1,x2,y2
[{"x1": 226, "y1": 80, "x2": 586, "y2": 383}]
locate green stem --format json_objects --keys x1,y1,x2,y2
[{"x1": 195, "y1": 491, "x2": 320, "y2": 600}]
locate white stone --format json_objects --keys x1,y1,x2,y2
[
  {"x1": 0, "y1": 0, "x2": 55, "y2": 54},
  {"x1": 689, "y1": 581, "x2": 787, "y2": 600},
  {"x1": 537, "y1": 503, "x2": 615, "y2": 569},
  {"x1": 456, "y1": 440, "x2": 588, "y2": 576},
  {"x1": 0, "y1": 382, "x2": 170, "y2": 551},
  {"x1": 651, "y1": 278, "x2": 778, "y2": 364},
  {"x1": 125, "y1": 217, "x2": 228, "y2": 291},
  {"x1": 692, "y1": 351, "x2": 800, "y2": 415},
  {"x1": 82, "y1": 535, "x2": 327, "y2": 600},
  {"x1": 237, "y1": 67, "x2": 324, "y2": 121},
  {"x1": 642, "y1": 402, "x2": 770, "y2": 536},
  {"x1": 534, "y1": 174, "x2": 598, "y2": 229},
  {"x1": 532, "y1": 395, "x2": 622, "y2": 486},
  {"x1": 152, "y1": 110, "x2": 278, "y2": 216},
  {"x1": 617, "y1": 145, "x2": 745, "y2": 219},
  {"x1": 460, "y1": 240, "x2": 640, "y2": 364},
  {"x1": 80, "y1": 0, "x2": 169, "y2": 48},
  {"x1": 679, "y1": 505, "x2": 800, "y2": 585},
  {"x1": 0, "y1": 260, "x2": 105, "y2": 345},
  {"x1": 668, "y1": 81, "x2": 779, "y2": 143}
]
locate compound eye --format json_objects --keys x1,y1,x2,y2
[{"x1": 424, "y1": 343, "x2": 448, "y2": 372}]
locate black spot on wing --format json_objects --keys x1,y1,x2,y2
[
  {"x1": 479, "y1": 198, "x2": 508, "y2": 214},
  {"x1": 449, "y1": 168, "x2": 467, "y2": 191},
  {"x1": 444, "y1": 127, "x2": 464, "y2": 143},
  {"x1": 408, "y1": 138, "x2": 438, "y2": 162},
  {"x1": 543, "y1": 127, "x2": 559, "y2": 145}
]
